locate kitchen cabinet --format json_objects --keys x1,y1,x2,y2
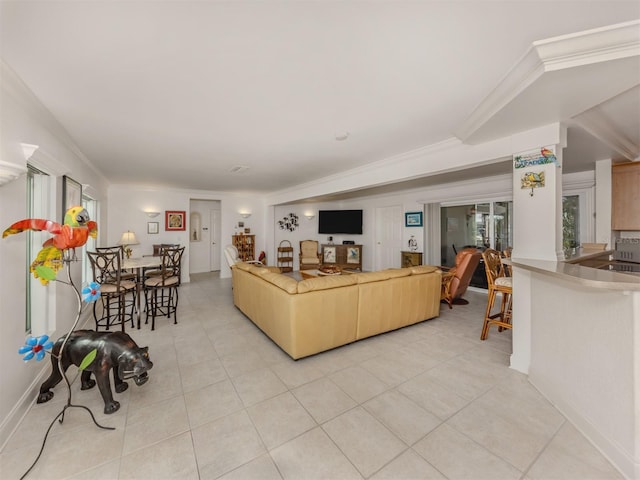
[{"x1": 612, "y1": 162, "x2": 640, "y2": 230}]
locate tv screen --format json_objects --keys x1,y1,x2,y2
[{"x1": 318, "y1": 210, "x2": 363, "y2": 235}]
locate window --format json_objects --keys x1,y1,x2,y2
[
  {"x1": 82, "y1": 196, "x2": 97, "y2": 286},
  {"x1": 26, "y1": 165, "x2": 51, "y2": 333},
  {"x1": 440, "y1": 201, "x2": 513, "y2": 266},
  {"x1": 440, "y1": 201, "x2": 513, "y2": 289},
  {"x1": 562, "y1": 195, "x2": 580, "y2": 250}
]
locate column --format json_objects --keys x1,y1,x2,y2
[{"x1": 510, "y1": 126, "x2": 566, "y2": 373}]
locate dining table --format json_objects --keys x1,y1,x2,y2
[{"x1": 123, "y1": 256, "x2": 162, "y2": 329}]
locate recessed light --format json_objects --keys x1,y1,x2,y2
[
  {"x1": 229, "y1": 165, "x2": 250, "y2": 173},
  {"x1": 335, "y1": 132, "x2": 349, "y2": 141}
]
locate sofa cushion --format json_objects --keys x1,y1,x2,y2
[
  {"x1": 354, "y1": 271, "x2": 391, "y2": 284},
  {"x1": 408, "y1": 265, "x2": 440, "y2": 275},
  {"x1": 249, "y1": 265, "x2": 280, "y2": 277},
  {"x1": 234, "y1": 262, "x2": 254, "y2": 272},
  {"x1": 384, "y1": 268, "x2": 412, "y2": 279},
  {"x1": 298, "y1": 274, "x2": 357, "y2": 293},
  {"x1": 260, "y1": 272, "x2": 299, "y2": 294}
]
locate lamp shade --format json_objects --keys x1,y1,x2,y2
[{"x1": 117, "y1": 230, "x2": 140, "y2": 246}]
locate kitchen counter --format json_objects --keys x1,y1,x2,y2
[
  {"x1": 562, "y1": 247, "x2": 613, "y2": 264},
  {"x1": 512, "y1": 254, "x2": 639, "y2": 291},
  {"x1": 510, "y1": 256, "x2": 640, "y2": 479}
]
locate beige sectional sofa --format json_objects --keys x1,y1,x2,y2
[{"x1": 231, "y1": 262, "x2": 442, "y2": 359}]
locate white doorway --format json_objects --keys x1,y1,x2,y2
[
  {"x1": 374, "y1": 205, "x2": 403, "y2": 270},
  {"x1": 189, "y1": 199, "x2": 221, "y2": 273},
  {"x1": 210, "y1": 208, "x2": 221, "y2": 271}
]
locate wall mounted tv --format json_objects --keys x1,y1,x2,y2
[{"x1": 318, "y1": 210, "x2": 363, "y2": 235}]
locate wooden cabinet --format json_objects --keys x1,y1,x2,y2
[
  {"x1": 277, "y1": 240, "x2": 294, "y2": 272},
  {"x1": 612, "y1": 163, "x2": 640, "y2": 230},
  {"x1": 232, "y1": 234, "x2": 255, "y2": 261},
  {"x1": 321, "y1": 244, "x2": 362, "y2": 271},
  {"x1": 401, "y1": 251, "x2": 423, "y2": 267}
]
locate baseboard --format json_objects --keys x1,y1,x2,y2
[
  {"x1": 0, "y1": 365, "x2": 49, "y2": 451},
  {"x1": 0, "y1": 311, "x2": 94, "y2": 451},
  {"x1": 529, "y1": 373, "x2": 636, "y2": 480}
]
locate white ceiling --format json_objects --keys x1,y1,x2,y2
[{"x1": 1, "y1": 1, "x2": 639, "y2": 196}]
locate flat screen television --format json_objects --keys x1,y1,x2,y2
[{"x1": 318, "y1": 210, "x2": 363, "y2": 235}]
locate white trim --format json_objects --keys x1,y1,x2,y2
[
  {"x1": 456, "y1": 20, "x2": 640, "y2": 143},
  {"x1": 563, "y1": 170, "x2": 596, "y2": 244},
  {"x1": 574, "y1": 99, "x2": 639, "y2": 161},
  {"x1": 1, "y1": 60, "x2": 108, "y2": 182}
]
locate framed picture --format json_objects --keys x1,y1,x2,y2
[
  {"x1": 323, "y1": 246, "x2": 336, "y2": 263},
  {"x1": 62, "y1": 175, "x2": 82, "y2": 221},
  {"x1": 405, "y1": 211, "x2": 423, "y2": 227},
  {"x1": 347, "y1": 247, "x2": 360, "y2": 264},
  {"x1": 147, "y1": 222, "x2": 159, "y2": 234},
  {"x1": 165, "y1": 210, "x2": 186, "y2": 231}
]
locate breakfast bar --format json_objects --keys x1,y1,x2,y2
[{"x1": 510, "y1": 256, "x2": 640, "y2": 479}]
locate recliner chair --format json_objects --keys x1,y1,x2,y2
[{"x1": 440, "y1": 248, "x2": 482, "y2": 308}]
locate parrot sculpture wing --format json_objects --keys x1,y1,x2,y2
[{"x1": 3, "y1": 206, "x2": 98, "y2": 285}]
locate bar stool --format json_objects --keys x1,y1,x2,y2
[
  {"x1": 87, "y1": 250, "x2": 137, "y2": 331},
  {"x1": 143, "y1": 246, "x2": 185, "y2": 330},
  {"x1": 480, "y1": 248, "x2": 512, "y2": 340}
]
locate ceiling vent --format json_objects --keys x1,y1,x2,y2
[{"x1": 229, "y1": 165, "x2": 250, "y2": 174}]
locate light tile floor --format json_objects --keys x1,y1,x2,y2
[{"x1": 1, "y1": 272, "x2": 623, "y2": 480}]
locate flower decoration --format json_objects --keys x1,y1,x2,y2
[
  {"x1": 18, "y1": 335, "x2": 54, "y2": 362},
  {"x1": 278, "y1": 213, "x2": 299, "y2": 232},
  {"x1": 81, "y1": 282, "x2": 101, "y2": 302}
]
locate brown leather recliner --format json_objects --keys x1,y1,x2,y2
[{"x1": 441, "y1": 248, "x2": 482, "y2": 308}]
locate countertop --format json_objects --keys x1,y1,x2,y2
[
  {"x1": 562, "y1": 248, "x2": 612, "y2": 264},
  {"x1": 511, "y1": 251, "x2": 640, "y2": 291}
]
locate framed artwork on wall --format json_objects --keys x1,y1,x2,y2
[
  {"x1": 62, "y1": 175, "x2": 82, "y2": 222},
  {"x1": 405, "y1": 211, "x2": 423, "y2": 227},
  {"x1": 147, "y1": 222, "x2": 159, "y2": 234},
  {"x1": 165, "y1": 210, "x2": 186, "y2": 231}
]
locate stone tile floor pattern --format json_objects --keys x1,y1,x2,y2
[{"x1": 0, "y1": 272, "x2": 623, "y2": 479}]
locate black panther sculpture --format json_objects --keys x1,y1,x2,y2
[{"x1": 37, "y1": 330, "x2": 153, "y2": 414}]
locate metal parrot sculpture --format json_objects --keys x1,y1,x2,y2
[{"x1": 3, "y1": 206, "x2": 98, "y2": 285}]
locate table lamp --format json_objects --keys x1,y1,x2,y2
[{"x1": 117, "y1": 230, "x2": 140, "y2": 259}]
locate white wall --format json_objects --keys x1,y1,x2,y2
[
  {"x1": 0, "y1": 63, "x2": 109, "y2": 448},
  {"x1": 107, "y1": 186, "x2": 267, "y2": 280}
]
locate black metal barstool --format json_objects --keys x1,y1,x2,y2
[
  {"x1": 87, "y1": 250, "x2": 137, "y2": 331},
  {"x1": 143, "y1": 246, "x2": 185, "y2": 330}
]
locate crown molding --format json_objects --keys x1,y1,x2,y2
[
  {"x1": 1, "y1": 59, "x2": 108, "y2": 182},
  {"x1": 534, "y1": 19, "x2": 640, "y2": 71},
  {"x1": 456, "y1": 20, "x2": 640, "y2": 143},
  {"x1": 572, "y1": 91, "x2": 640, "y2": 161}
]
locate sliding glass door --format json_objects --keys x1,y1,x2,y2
[{"x1": 440, "y1": 201, "x2": 513, "y2": 288}]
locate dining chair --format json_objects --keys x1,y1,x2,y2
[
  {"x1": 143, "y1": 246, "x2": 185, "y2": 330},
  {"x1": 144, "y1": 244, "x2": 182, "y2": 278},
  {"x1": 480, "y1": 248, "x2": 512, "y2": 340},
  {"x1": 299, "y1": 240, "x2": 321, "y2": 270},
  {"x1": 96, "y1": 246, "x2": 137, "y2": 281},
  {"x1": 87, "y1": 250, "x2": 137, "y2": 331}
]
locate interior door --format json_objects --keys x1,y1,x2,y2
[
  {"x1": 210, "y1": 209, "x2": 221, "y2": 271},
  {"x1": 374, "y1": 205, "x2": 403, "y2": 270}
]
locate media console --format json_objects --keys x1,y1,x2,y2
[{"x1": 321, "y1": 244, "x2": 362, "y2": 271}]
